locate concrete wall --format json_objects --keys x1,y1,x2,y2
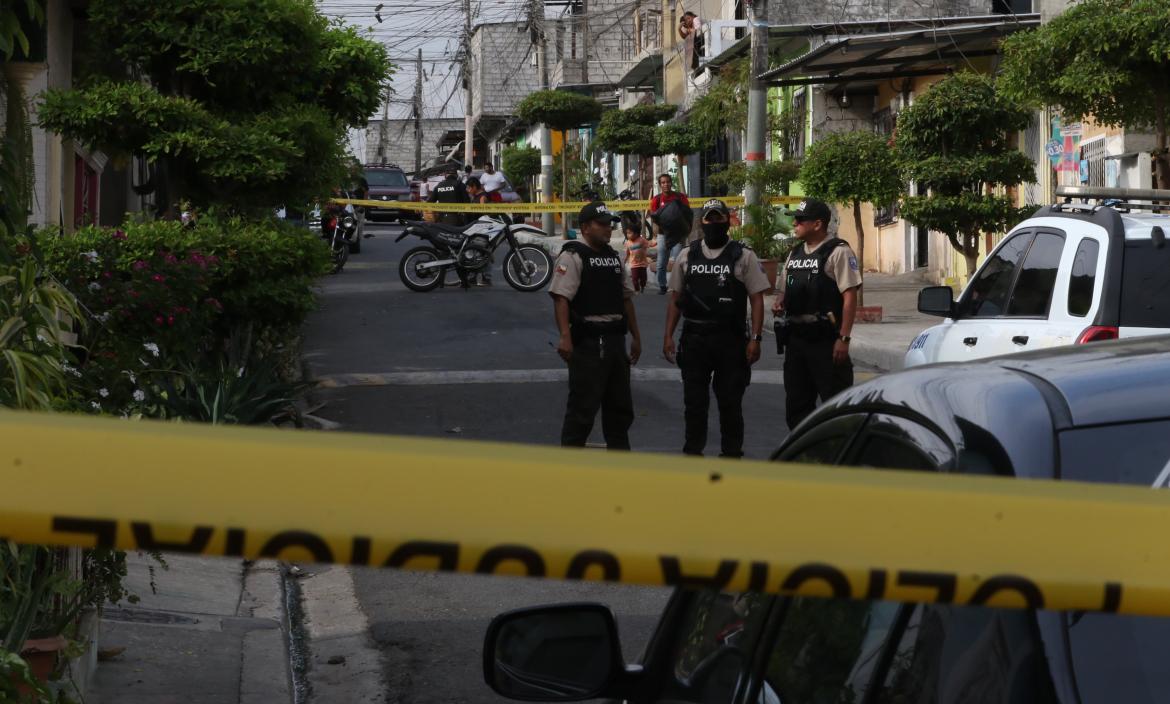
[
  {"x1": 471, "y1": 22, "x2": 542, "y2": 121},
  {"x1": 364, "y1": 118, "x2": 465, "y2": 169},
  {"x1": 770, "y1": 0, "x2": 994, "y2": 23}
]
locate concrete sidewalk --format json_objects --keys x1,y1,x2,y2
[{"x1": 88, "y1": 554, "x2": 292, "y2": 704}]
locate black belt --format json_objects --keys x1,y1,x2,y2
[
  {"x1": 683, "y1": 319, "x2": 745, "y2": 335},
  {"x1": 572, "y1": 321, "x2": 626, "y2": 338}
]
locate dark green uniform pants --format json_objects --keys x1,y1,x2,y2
[
  {"x1": 561, "y1": 333, "x2": 633, "y2": 449},
  {"x1": 783, "y1": 333, "x2": 853, "y2": 430}
]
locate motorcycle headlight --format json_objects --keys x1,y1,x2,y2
[{"x1": 342, "y1": 216, "x2": 356, "y2": 228}]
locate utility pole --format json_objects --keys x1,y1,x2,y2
[
  {"x1": 744, "y1": 0, "x2": 768, "y2": 224},
  {"x1": 533, "y1": 0, "x2": 555, "y2": 236},
  {"x1": 463, "y1": 0, "x2": 474, "y2": 169},
  {"x1": 377, "y1": 84, "x2": 390, "y2": 164},
  {"x1": 581, "y1": 0, "x2": 589, "y2": 85},
  {"x1": 414, "y1": 49, "x2": 424, "y2": 175}
]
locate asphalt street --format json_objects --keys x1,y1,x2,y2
[{"x1": 299, "y1": 220, "x2": 865, "y2": 702}]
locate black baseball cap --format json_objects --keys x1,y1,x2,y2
[
  {"x1": 701, "y1": 198, "x2": 730, "y2": 220},
  {"x1": 579, "y1": 201, "x2": 620, "y2": 225},
  {"x1": 787, "y1": 198, "x2": 832, "y2": 224}
]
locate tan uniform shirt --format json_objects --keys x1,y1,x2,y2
[
  {"x1": 667, "y1": 241, "x2": 772, "y2": 296},
  {"x1": 550, "y1": 247, "x2": 635, "y2": 322},
  {"x1": 777, "y1": 238, "x2": 863, "y2": 322}
]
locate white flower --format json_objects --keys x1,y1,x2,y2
[
  {"x1": 237, "y1": 367, "x2": 245, "y2": 378},
  {"x1": 82, "y1": 250, "x2": 99, "y2": 263},
  {"x1": 96, "y1": 312, "x2": 110, "y2": 324},
  {"x1": 62, "y1": 363, "x2": 82, "y2": 378},
  {"x1": 90, "y1": 401, "x2": 101, "y2": 410},
  {"x1": 98, "y1": 388, "x2": 109, "y2": 398},
  {"x1": 88, "y1": 282, "x2": 102, "y2": 291},
  {"x1": 133, "y1": 389, "x2": 146, "y2": 402},
  {"x1": 143, "y1": 342, "x2": 160, "y2": 357}
]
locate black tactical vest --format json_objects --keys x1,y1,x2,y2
[
  {"x1": 784, "y1": 238, "x2": 847, "y2": 321},
  {"x1": 563, "y1": 241, "x2": 625, "y2": 323},
  {"x1": 680, "y1": 240, "x2": 747, "y2": 327}
]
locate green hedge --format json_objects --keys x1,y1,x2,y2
[{"x1": 39, "y1": 217, "x2": 330, "y2": 414}]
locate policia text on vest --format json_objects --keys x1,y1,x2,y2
[
  {"x1": 549, "y1": 202, "x2": 643, "y2": 449},
  {"x1": 663, "y1": 200, "x2": 770, "y2": 458},
  {"x1": 774, "y1": 199, "x2": 862, "y2": 430}
]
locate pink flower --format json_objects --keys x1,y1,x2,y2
[
  {"x1": 167, "y1": 316, "x2": 175, "y2": 326},
  {"x1": 112, "y1": 230, "x2": 127, "y2": 241},
  {"x1": 102, "y1": 270, "x2": 113, "y2": 279},
  {"x1": 154, "y1": 315, "x2": 165, "y2": 326},
  {"x1": 132, "y1": 260, "x2": 148, "y2": 271},
  {"x1": 152, "y1": 274, "x2": 166, "y2": 283},
  {"x1": 164, "y1": 253, "x2": 179, "y2": 265}
]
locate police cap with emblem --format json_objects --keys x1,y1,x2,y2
[
  {"x1": 700, "y1": 198, "x2": 730, "y2": 220},
  {"x1": 786, "y1": 198, "x2": 832, "y2": 224},
  {"x1": 578, "y1": 201, "x2": 621, "y2": 225}
]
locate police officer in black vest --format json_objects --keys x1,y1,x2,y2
[
  {"x1": 427, "y1": 168, "x2": 470, "y2": 226},
  {"x1": 550, "y1": 202, "x2": 643, "y2": 449},
  {"x1": 663, "y1": 199, "x2": 770, "y2": 457},
  {"x1": 773, "y1": 198, "x2": 861, "y2": 429}
]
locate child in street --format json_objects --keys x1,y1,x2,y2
[{"x1": 624, "y1": 218, "x2": 650, "y2": 293}]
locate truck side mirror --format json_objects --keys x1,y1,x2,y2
[
  {"x1": 918, "y1": 286, "x2": 955, "y2": 318},
  {"x1": 483, "y1": 604, "x2": 629, "y2": 701}
]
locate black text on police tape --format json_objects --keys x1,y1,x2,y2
[{"x1": 51, "y1": 516, "x2": 1123, "y2": 611}]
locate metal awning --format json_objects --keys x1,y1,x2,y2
[
  {"x1": 618, "y1": 49, "x2": 664, "y2": 88},
  {"x1": 704, "y1": 14, "x2": 1037, "y2": 72},
  {"x1": 760, "y1": 16, "x2": 1039, "y2": 87}
]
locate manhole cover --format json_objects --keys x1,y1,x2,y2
[{"x1": 104, "y1": 608, "x2": 201, "y2": 626}]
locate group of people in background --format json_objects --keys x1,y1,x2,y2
[{"x1": 550, "y1": 173, "x2": 861, "y2": 459}]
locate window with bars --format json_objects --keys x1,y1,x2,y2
[
  {"x1": 873, "y1": 107, "x2": 898, "y2": 227},
  {"x1": 787, "y1": 89, "x2": 807, "y2": 160},
  {"x1": 1081, "y1": 138, "x2": 1106, "y2": 187}
]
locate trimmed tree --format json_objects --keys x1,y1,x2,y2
[
  {"x1": 799, "y1": 130, "x2": 902, "y2": 305},
  {"x1": 501, "y1": 145, "x2": 541, "y2": 198},
  {"x1": 999, "y1": 0, "x2": 1170, "y2": 188},
  {"x1": 895, "y1": 73, "x2": 1036, "y2": 280},
  {"x1": 655, "y1": 121, "x2": 710, "y2": 169},
  {"x1": 516, "y1": 90, "x2": 603, "y2": 203},
  {"x1": 37, "y1": 0, "x2": 391, "y2": 216}
]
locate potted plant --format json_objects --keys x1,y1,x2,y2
[{"x1": 730, "y1": 203, "x2": 794, "y2": 293}]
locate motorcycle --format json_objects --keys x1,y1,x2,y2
[
  {"x1": 395, "y1": 214, "x2": 554, "y2": 293},
  {"x1": 321, "y1": 208, "x2": 358, "y2": 274}
]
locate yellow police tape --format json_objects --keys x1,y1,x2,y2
[
  {"x1": 335, "y1": 195, "x2": 803, "y2": 214},
  {"x1": 2, "y1": 409, "x2": 1165, "y2": 616}
]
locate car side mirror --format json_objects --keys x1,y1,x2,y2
[
  {"x1": 918, "y1": 286, "x2": 955, "y2": 318},
  {"x1": 483, "y1": 604, "x2": 630, "y2": 701}
]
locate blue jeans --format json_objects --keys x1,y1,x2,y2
[{"x1": 657, "y1": 240, "x2": 682, "y2": 291}]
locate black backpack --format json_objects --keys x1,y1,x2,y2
[{"x1": 654, "y1": 198, "x2": 694, "y2": 247}]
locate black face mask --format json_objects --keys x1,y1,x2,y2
[{"x1": 702, "y1": 221, "x2": 731, "y2": 248}]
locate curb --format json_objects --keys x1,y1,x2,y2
[
  {"x1": 849, "y1": 336, "x2": 906, "y2": 373},
  {"x1": 240, "y1": 560, "x2": 295, "y2": 704}
]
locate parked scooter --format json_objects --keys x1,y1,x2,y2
[{"x1": 395, "y1": 214, "x2": 553, "y2": 292}]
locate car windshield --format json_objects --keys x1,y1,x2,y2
[
  {"x1": 1120, "y1": 239, "x2": 1170, "y2": 327},
  {"x1": 365, "y1": 169, "x2": 408, "y2": 188}
]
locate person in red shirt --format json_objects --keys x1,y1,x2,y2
[{"x1": 650, "y1": 173, "x2": 690, "y2": 294}]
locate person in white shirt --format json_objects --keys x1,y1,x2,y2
[{"x1": 480, "y1": 162, "x2": 507, "y2": 194}]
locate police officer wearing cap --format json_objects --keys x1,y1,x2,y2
[
  {"x1": 663, "y1": 199, "x2": 770, "y2": 457},
  {"x1": 427, "y1": 168, "x2": 470, "y2": 226},
  {"x1": 773, "y1": 198, "x2": 861, "y2": 429},
  {"x1": 550, "y1": 201, "x2": 643, "y2": 449}
]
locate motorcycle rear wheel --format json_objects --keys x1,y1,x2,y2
[
  {"x1": 331, "y1": 240, "x2": 348, "y2": 274},
  {"x1": 399, "y1": 246, "x2": 445, "y2": 292},
  {"x1": 502, "y1": 245, "x2": 552, "y2": 292}
]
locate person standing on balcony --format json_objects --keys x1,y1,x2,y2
[
  {"x1": 650, "y1": 173, "x2": 691, "y2": 295},
  {"x1": 679, "y1": 11, "x2": 704, "y2": 74}
]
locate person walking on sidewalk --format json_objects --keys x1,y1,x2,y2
[
  {"x1": 663, "y1": 199, "x2": 769, "y2": 457},
  {"x1": 551, "y1": 202, "x2": 643, "y2": 449},
  {"x1": 773, "y1": 198, "x2": 861, "y2": 429},
  {"x1": 624, "y1": 219, "x2": 650, "y2": 293},
  {"x1": 650, "y1": 173, "x2": 690, "y2": 295}
]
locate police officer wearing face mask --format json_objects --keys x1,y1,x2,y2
[{"x1": 663, "y1": 199, "x2": 770, "y2": 457}]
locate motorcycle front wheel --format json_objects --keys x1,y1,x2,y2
[
  {"x1": 330, "y1": 238, "x2": 348, "y2": 274},
  {"x1": 502, "y1": 245, "x2": 553, "y2": 292},
  {"x1": 399, "y1": 246, "x2": 445, "y2": 292}
]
